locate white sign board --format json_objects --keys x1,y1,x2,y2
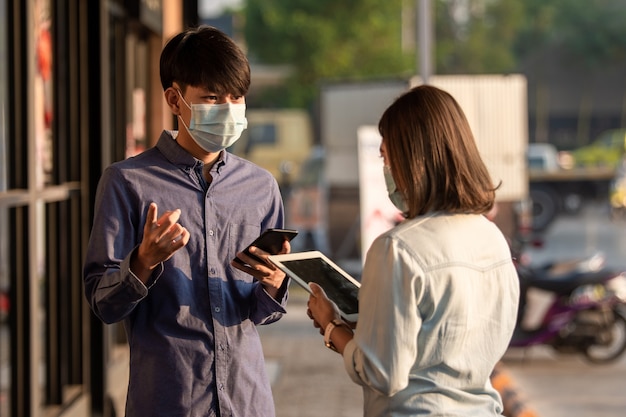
[{"x1": 357, "y1": 126, "x2": 403, "y2": 259}]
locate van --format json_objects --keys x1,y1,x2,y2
[{"x1": 228, "y1": 109, "x2": 314, "y2": 183}]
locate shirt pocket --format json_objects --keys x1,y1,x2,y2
[{"x1": 228, "y1": 223, "x2": 262, "y2": 269}]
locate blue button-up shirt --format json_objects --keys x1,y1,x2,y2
[{"x1": 83, "y1": 130, "x2": 288, "y2": 417}]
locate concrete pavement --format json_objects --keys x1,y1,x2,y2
[
  {"x1": 502, "y1": 345, "x2": 626, "y2": 417},
  {"x1": 259, "y1": 288, "x2": 363, "y2": 417}
]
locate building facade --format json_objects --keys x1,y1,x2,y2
[{"x1": 0, "y1": 1, "x2": 197, "y2": 416}]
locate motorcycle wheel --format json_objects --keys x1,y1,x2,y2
[{"x1": 583, "y1": 308, "x2": 626, "y2": 364}]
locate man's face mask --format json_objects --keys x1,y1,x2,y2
[{"x1": 177, "y1": 89, "x2": 248, "y2": 153}]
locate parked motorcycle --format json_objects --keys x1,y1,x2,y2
[{"x1": 510, "y1": 253, "x2": 626, "y2": 364}]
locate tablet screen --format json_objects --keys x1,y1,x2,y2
[{"x1": 278, "y1": 257, "x2": 359, "y2": 316}]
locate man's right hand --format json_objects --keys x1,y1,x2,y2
[{"x1": 131, "y1": 202, "x2": 190, "y2": 283}]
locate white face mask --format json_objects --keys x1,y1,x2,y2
[
  {"x1": 383, "y1": 165, "x2": 408, "y2": 213},
  {"x1": 177, "y1": 90, "x2": 248, "y2": 153}
]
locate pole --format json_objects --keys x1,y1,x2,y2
[{"x1": 418, "y1": 0, "x2": 433, "y2": 83}]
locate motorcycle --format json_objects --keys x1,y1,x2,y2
[{"x1": 510, "y1": 252, "x2": 626, "y2": 364}]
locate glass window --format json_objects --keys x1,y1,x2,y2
[
  {"x1": 0, "y1": 0, "x2": 9, "y2": 414},
  {"x1": 125, "y1": 33, "x2": 148, "y2": 158},
  {"x1": 0, "y1": 0, "x2": 6, "y2": 191},
  {"x1": 33, "y1": 0, "x2": 52, "y2": 404},
  {"x1": 248, "y1": 124, "x2": 277, "y2": 146},
  {"x1": 0, "y1": 228, "x2": 8, "y2": 414},
  {"x1": 236, "y1": 124, "x2": 278, "y2": 155},
  {"x1": 34, "y1": 0, "x2": 53, "y2": 187}
]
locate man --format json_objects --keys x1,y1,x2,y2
[{"x1": 83, "y1": 26, "x2": 290, "y2": 417}]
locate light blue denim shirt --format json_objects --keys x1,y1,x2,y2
[
  {"x1": 83, "y1": 130, "x2": 287, "y2": 417},
  {"x1": 343, "y1": 213, "x2": 519, "y2": 417}
]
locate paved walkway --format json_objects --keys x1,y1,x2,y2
[{"x1": 259, "y1": 290, "x2": 363, "y2": 417}]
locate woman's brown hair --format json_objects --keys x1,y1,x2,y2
[{"x1": 378, "y1": 85, "x2": 497, "y2": 218}]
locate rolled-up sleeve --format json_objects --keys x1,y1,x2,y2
[
  {"x1": 83, "y1": 166, "x2": 148, "y2": 323},
  {"x1": 342, "y1": 236, "x2": 423, "y2": 396}
]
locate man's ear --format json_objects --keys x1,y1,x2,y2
[{"x1": 164, "y1": 87, "x2": 181, "y2": 115}]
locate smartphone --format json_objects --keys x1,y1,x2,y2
[{"x1": 234, "y1": 228, "x2": 299, "y2": 265}]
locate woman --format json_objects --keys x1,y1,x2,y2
[{"x1": 307, "y1": 85, "x2": 519, "y2": 416}]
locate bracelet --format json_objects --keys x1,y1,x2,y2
[
  {"x1": 324, "y1": 321, "x2": 338, "y2": 351},
  {"x1": 324, "y1": 319, "x2": 351, "y2": 351}
]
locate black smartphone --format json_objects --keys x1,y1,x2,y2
[{"x1": 234, "y1": 228, "x2": 299, "y2": 265}]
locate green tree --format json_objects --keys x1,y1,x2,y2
[
  {"x1": 434, "y1": 0, "x2": 524, "y2": 74},
  {"x1": 514, "y1": 0, "x2": 626, "y2": 68},
  {"x1": 243, "y1": 0, "x2": 414, "y2": 107},
  {"x1": 513, "y1": 0, "x2": 626, "y2": 145},
  {"x1": 242, "y1": 0, "x2": 626, "y2": 107}
]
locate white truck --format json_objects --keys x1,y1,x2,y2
[
  {"x1": 232, "y1": 76, "x2": 531, "y2": 266},
  {"x1": 320, "y1": 75, "x2": 530, "y2": 264}
]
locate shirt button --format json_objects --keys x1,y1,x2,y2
[
  {"x1": 214, "y1": 307, "x2": 220, "y2": 313},
  {"x1": 209, "y1": 230, "x2": 214, "y2": 236},
  {"x1": 210, "y1": 268, "x2": 216, "y2": 274}
]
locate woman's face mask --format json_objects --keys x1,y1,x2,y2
[
  {"x1": 177, "y1": 90, "x2": 248, "y2": 153},
  {"x1": 383, "y1": 165, "x2": 408, "y2": 213}
]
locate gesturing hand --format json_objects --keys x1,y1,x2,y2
[{"x1": 132, "y1": 202, "x2": 190, "y2": 283}]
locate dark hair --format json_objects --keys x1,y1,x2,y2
[
  {"x1": 378, "y1": 85, "x2": 497, "y2": 218},
  {"x1": 159, "y1": 25, "x2": 250, "y2": 96}
]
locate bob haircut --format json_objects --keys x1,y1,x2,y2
[
  {"x1": 159, "y1": 25, "x2": 250, "y2": 96},
  {"x1": 378, "y1": 85, "x2": 497, "y2": 219}
]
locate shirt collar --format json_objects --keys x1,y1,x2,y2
[{"x1": 156, "y1": 130, "x2": 229, "y2": 173}]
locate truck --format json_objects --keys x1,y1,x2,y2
[
  {"x1": 320, "y1": 75, "x2": 530, "y2": 266},
  {"x1": 233, "y1": 76, "x2": 531, "y2": 268},
  {"x1": 527, "y1": 128, "x2": 626, "y2": 231}
]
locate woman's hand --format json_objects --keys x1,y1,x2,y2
[
  {"x1": 306, "y1": 282, "x2": 341, "y2": 333},
  {"x1": 307, "y1": 283, "x2": 354, "y2": 353}
]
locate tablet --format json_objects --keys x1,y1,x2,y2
[{"x1": 268, "y1": 251, "x2": 360, "y2": 322}]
